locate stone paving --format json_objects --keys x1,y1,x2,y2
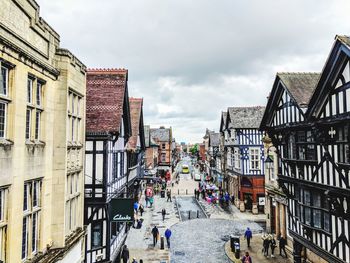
[{"x1": 124, "y1": 159, "x2": 273, "y2": 262}]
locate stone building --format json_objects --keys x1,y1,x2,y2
[
  {"x1": 144, "y1": 125, "x2": 159, "y2": 171},
  {"x1": 0, "y1": 0, "x2": 86, "y2": 262}
]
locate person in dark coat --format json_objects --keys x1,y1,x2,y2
[
  {"x1": 165, "y1": 228, "x2": 172, "y2": 248},
  {"x1": 121, "y1": 245, "x2": 129, "y2": 263},
  {"x1": 279, "y1": 236, "x2": 287, "y2": 258},
  {"x1": 242, "y1": 251, "x2": 252, "y2": 263},
  {"x1": 139, "y1": 204, "x2": 144, "y2": 216},
  {"x1": 270, "y1": 236, "x2": 277, "y2": 258},
  {"x1": 166, "y1": 189, "x2": 172, "y2": 202},
  {"x1": 244, "y1": 227, "x2": 253, "y2": 247},
  {"x1": 161, "y1": 208, "x2": 166, "y2": 221},
  {"x1": 263, "y1": 236, "x2": 270, "y2": 257},
  {"x1": 151, "y1": 226, "x2": 159, "y2": 247}
]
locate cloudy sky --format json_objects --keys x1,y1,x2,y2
[{"x1": 37, "y1": 0, "x2": 350, "y2": 143}]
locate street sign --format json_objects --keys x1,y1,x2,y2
[
  {"x1": 258, "y1": 197, "x2": 266, "y2": 206},
  {"x1": 109, "y1": 198, "x2": 134, "y2": 222}
]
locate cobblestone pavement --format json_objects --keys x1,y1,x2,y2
[{"x1": 225, "y1": 234, "x2": 292, "y2": 263}]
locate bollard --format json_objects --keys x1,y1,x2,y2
[
  {"x1": 188, "y1": 211, "x2": 191, "y2": 220},
  {"x1": 178, "y1": 189, "x2": 179, "y2": 195},
  {"x1": 197, "y1": 210, "x2": 199, "y2": 218},
  {"x1": 186, "y1": 189, "x2": 188, "y2": 195},
  {"x1": 160, "y1": 236, "x2": 165, "y2": 250}
]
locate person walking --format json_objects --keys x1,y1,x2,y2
[
  {"x1": 149, "y1": 196, "x2": 154, "y2": 208},
  {"x1": 165, "y1": 228, "x2": 172, "y2": 248},
  {"x1": 270, "y1": 236, "x2": 276, "y2": 258},
  {"x1": 161, "y1": 208, "x2": 166, "y2": 221},
  {"x1": 121, "y1": 245, "x2": 129, "y2": 263},
  {"x1": 166, "y1": 189, "x2": 172, "y2": 202},
  {"x1": 242, "y1": 251, "x2": 252, "y2": 263},
  {"x1": 244, "y1": 227, "x2": 253, "y2": 247},
  {"x1": 133, "y1": 201, "x2": 139, "y2": 215},
  {"x1": 139, "y1": 204, "x2": 144, "y2": 216},
  {"x1": 263, "y1": 236, "x2": 270, "y2": 257},
  {"x1": 131, "y1": 258, "x2": 138, "y2": 263},
  {"x1": 279, "y1": 235, "x2": 287, "y2": 258},
  {"x1": 151, "y1": 225, "x2": 159, "y2": 247}
]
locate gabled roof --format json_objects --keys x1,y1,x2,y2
[
  {"x1": 150, "y1": 127, "x2": 171, "y2": 142},
  {"x1": 128, "y1": 98, "x2": 143, "y2": 150},
  {"x1": 278, "y1": 72, "x2": 320, "y2": 108},
  {"x1": 209, "y1": 132, "x2": 220, "y2": 147},
  {"x1": 260, "y1": 72, "x2": 319, "y2": 130},
  {"x1": 307, "y1": 35, "x2": 350, "y2": 118},
  {"x1": 227, "y1": 106, "x2": 265, "y2": 129},
  {"x1": 203, "y1": 128, "x2": 214, "y2": 139},
  {"x1": 86, "y1": 68, "x2": 129, "y2": 135},
  {"x1": 219, "y1": 111, "x2": 227, "y2": 132}
]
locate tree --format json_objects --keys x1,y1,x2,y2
[{"x1": 189, "y1": 144, "x2": 199, "y2": 156}]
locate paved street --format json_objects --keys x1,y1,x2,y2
[{"x1": 124, "y1": 158, "x2": 283, "y2": 262}]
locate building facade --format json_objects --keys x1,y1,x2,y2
[
  {"x1": 144, "y1": 125, "x2": 159, "y2": 171},
  {"x1": 0, "y1": 1, "x2": 86, "y2": 262},
  {"x1": 261, "y1": 36, "x2": 350, "y2": 263},
  {"x1": 225, "y1": 107, "x2": 265, "y2": 214},
  {"x1": 150, "y1": 126, "x2": 172, "y2": 177},
  {"x1": 84, "y1": 69, "x2": 131, "y2": 263}
]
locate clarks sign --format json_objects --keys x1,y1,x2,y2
[{"x1": 109, "y1": 198, "x2": 134, "y2": 222}]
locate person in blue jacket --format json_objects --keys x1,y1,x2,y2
[
  {"x1": 165, "y1": 228, "x2": 172, "y2": 248},
  {"x1": 244, "y1": 227, "x2": 252, "y2": 247}
]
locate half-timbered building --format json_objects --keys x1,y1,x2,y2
[
  {"x1": 261, "y1": 35, "x2": 350, "y2": 263},
  {"x1": 127, "y1": 98, "x2": 146, "y2": 201},
  {"x1": 84, "y1": 69, "x2": 132, "y2": 263},
  {"x1": 225, "y1": 106, "x2": 265, "y2": 214}
]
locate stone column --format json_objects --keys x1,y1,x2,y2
[
  {"x1": 252, "y1": 203, "x2": 258, "y2": 214},
  {"x1": 280, "y1": 204, "x2": 286, "y2": 238},
  {"x1": 275, "y1": 202, "x2": 280, "y2": 235}
]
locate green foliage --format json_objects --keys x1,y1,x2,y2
[{"x1": 189, "y1": 144, "x2": 199, "y2": 155}]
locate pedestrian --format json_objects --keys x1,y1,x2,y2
[
  {"x1": 151, "y1": 225, "x2": 159, "y2": 247},
  {"x1": 194, "y1": 189, "x2": 197, "y2": 198},
  {"x1": 263, "y1": 235, "x2": 270, "y2": 256},
  {"x1": 270, "y1": 236, "x2": 276, "y2": 258},
  {"x1": 145, "y1": 196, "x2": 149, "y2": 208},
  {"x1": 121, "y1": 245, "x2": 129, "y2": 263},
  {"x1": 131, "y1": 258, "x2": 137, "y2": 263},
  {"x1": 279, "y1": 235, "x2": 287, "y2": 258},
  {"x1": 149, "y1": 196, "x2": 154, "y2": 208},
  {"x1": 242, "y1": 251, "x2": 252, "y2": 263},
  {"x1": 139, "y1": 260, "x2": 143, "y2": 263},
  {"x1": 133, "y1": 201, "x2": 139, "y2": 215},
  {"x1": 166, "y1": 189, "x2": 172, "y2": 202},
  {"x1": 161, "y1": 208, "x2": 166, "y2": 221},
  {"x1": 244, "y1": 227, "x2": 252, "y2": 247},
  {"x1": 139, "y1": 204, "x2": 144, "y2": 216},
  {"x1": 165, "y1": 228, "x2": 172, "y2": 248}
]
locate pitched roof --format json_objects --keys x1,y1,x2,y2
[
  {"x1": 86, "y1": 68, "x2": 128, "y2": 134},
  {"x1": 220, "y1": 111, "x2": 227, "y2": 132},
  {"x1": 209, "y1": 133, "x2": 220, "y2": 147},
  {"x1": 128, "y1": 98, "x2": 143, "y2": 150},
  {"x1": 278, "y1": 72, "x2": 320, "y2": 108},
  {"x1": 150, "y1": 127, "x2": 171, "y2": 142},
  {"x1": 228, "y1": 106, "x2": 265, "y2": 129},
  {"x1": 337, "y1": 35, "x2": 350, "y2": 48}
]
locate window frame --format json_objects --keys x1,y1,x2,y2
[{"x1": 249, "y1": 147, "x2": 261, "y2": 170}]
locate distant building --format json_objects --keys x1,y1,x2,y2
[
  {"x1": 150, "y1": 126, "x2": 173, "y2": 176},
  {"x1": 144, "y1": 125, "x2": 159, "y2": 170},
  {"x1": 0, "y1": 1, "x2": 86, "y2": 262},
  {"x1": 225, "y1": 106, "x2": 265, "y2": 214}
]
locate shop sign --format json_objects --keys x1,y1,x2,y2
[
  {"x1": 258, "y1": 197, "x2": 266, "y2": 206},
  {"x1": 109, "y1": 198, "x2": 134, "y2": 222}
]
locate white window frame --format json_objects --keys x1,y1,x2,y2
[
  {"x1": 68, "y1": 90, "x2": 82, "y2": 143},
  {"x1": 0, "y1": 66, "x2": 8, "y2": 97},
  {"x1": 250, "y1": 148, "x2": 261, "y2": 170},
  {"x1": 0, "y1": 102, "x2": 7, "y2": 139},
  {"x1": 27, "y1": 78, "x2": 33, "y2": 104},
  {"x1": 66, "y1": 172, "x2": 81, "y2": 235},
  {"x1": 234, "y1": 148, "x2": 241, "y2": 169}
]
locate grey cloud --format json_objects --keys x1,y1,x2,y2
[{"x1": 37, "y1": 0, "x2": 350, "y2": 142}]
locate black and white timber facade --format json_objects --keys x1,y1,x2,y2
[
  {"x1": 84, "y1": 69, "x2": 132, "y2": 263},
  {"x1": 261, "y1": 36, "x2": 350, "y2": 263}
]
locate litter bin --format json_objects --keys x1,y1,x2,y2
[
  {"x1": 230, "y1": 235, "x2": 240, "y2": 252},
  {"x1": 161, "y1": 190, "x2": 165, "y2": 198},
  {"x1": 234, "y1": 242, "x2": 240, "y2": 259}
]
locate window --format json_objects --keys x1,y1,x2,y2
[
  {"x1": 296, "y1": 131, "x2": 316, "y2": 160},
  {"x1": 162, "y1": 143, "x2": 166, "y2": 149},
  {"x1": 26, "y1": 76, "x2": 44, "y2": 141},
  {"x1": 0, "y1": 63, "x2": 11, "y2": 139},
  {"x1": 296, "y1": 188, "x2": 330, "y2": 231},
  {"x1": 68, "y1": 91, "x2": 83, "y2": 143},
  {"x1": 92, "y1": 222, "x2": 102, "y2": 248},
  {"x1": 66, "y1": 172, "x2": 81, "y2": 235},
  {"x1": 0, "y1": 188, "x2": 8, "y2": 262},
  {"x1": 161, "y1": 153, "x2": 166, "y2": 162},
  {"x1": 250, "y1": 148, "x2": 260, "y2": 170},
  {"x1": 0, "y1": 103, "x2": 6, "y2": 138},
  {"x1": 337, "y1": 125, "x2": 350, "y2": 163},
  {"x1": 22, "y1": 180, "x2": 42, "y2": 259},
  {"x1": 234, "y1": 148, "x2": 241, "y2": 169}
]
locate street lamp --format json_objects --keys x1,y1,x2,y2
[{"x1": 265, "y1": 155, "x2": 274, "y2": 181}]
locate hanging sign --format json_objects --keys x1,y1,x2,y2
[
  {"x1": 258, "y1": 197, "x2": 266, "y2": 206},
  {"x1": 109, "y1": 198, "x2": 134, "y2": 222}
]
